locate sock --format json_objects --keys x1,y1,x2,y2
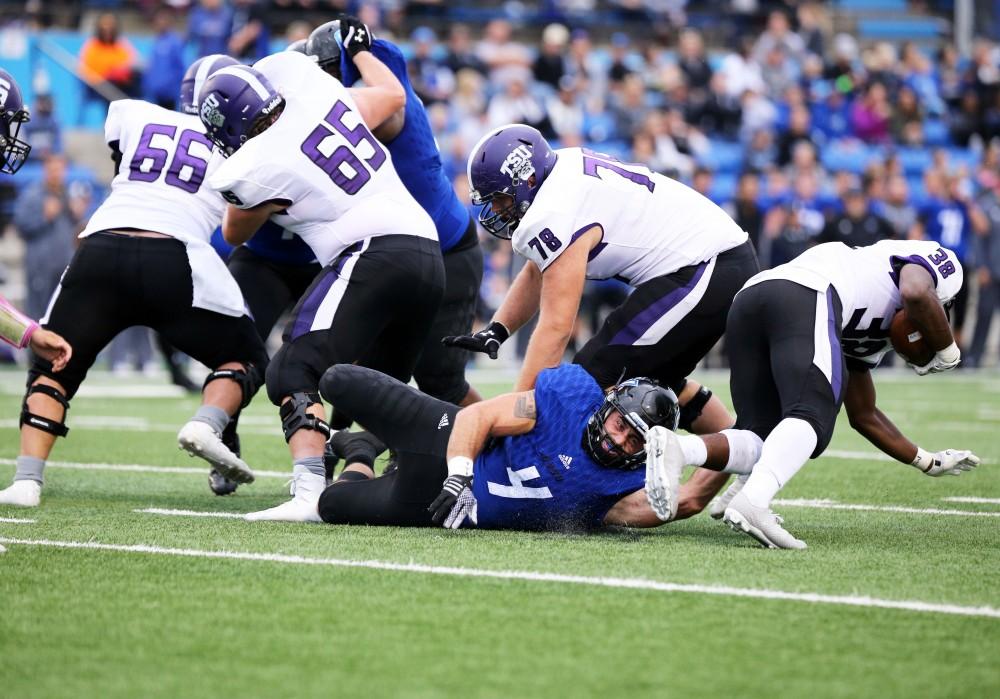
[
  {"x1": 741, "y1": 418, "x2": 818, "y2": 508},
  {"x1": 720, "y1": 429, "x2": 764, "y2": 475},
  {"x1": 676, "y1": 435, "x2": 708, "y2": 466},
  {"x1": 191, "y1": 405, "x2": 229, "y2": 436},
  {"x1": 294, "y1": 456, "x2": 326, "y2": 478},
  {"x1": 14, "y1": 455, "x2": 45, "y2": 484},
  {"x1": 335, "y1": 469, "x2": 371, "y2": 483}
]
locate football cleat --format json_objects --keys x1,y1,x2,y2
[
  {"x1": 0, "y1": 479, "x2": 41, "y2": 507},
  {"x1": 723, "y1": 491, "x2": 806, "y2": 550},
  {"x1": 709, "y1": 474, "x2": 749, "y2": 519},
  {"x1": 245, "y1": 467, "x2": 324, "y2": 523},
  {"x1": 209, "y1": 422, "x2": 242, "y2": 495},
  {"x1": 644, "y1": 426, "x2": 684, "y2": 522},
  {"x1": 178, "y1": 420, "x2": 254, "y2": 485}
]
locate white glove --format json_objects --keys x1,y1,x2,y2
[
  {"x1": 644, "y1": 426, "x2": 685, "y2": 522},
  {"x1": 912, "y1": 447, "x2": 981, "y2": 477},
  {"x1": 910, "y1": 341, "x2": 961, "y2": 376},
  {"x1": 443, "y1": 487, "x2": 478, "y2": 529}
]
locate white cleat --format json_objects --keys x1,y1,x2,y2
[
  {"x1": 709, "y1": 474, "x2": 749, "y2": 520},
  {"x1": 0, "y1": 479, "x2": 42, "y2": 508},
  {"x1": 245, "y1": 467, "x2": 324, "y2": 523},
  {"x1": 723, "y1": 491, "x2": 806, "y2": 550},
  {"x1": 177, "y1": 420, "x2": 254, "y2": 485},
  {"x1": 644, "y1": 426, "x2": 685, "y2": 522}
]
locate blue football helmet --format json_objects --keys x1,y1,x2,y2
[
  {"x1": 584, "y1": 378, "x2": 680, "y2": 470},
  {"x1": 0, "y1": 68, "x2": 31, "y2": 175},
  {"x1": 197, "y1": 65, "x2": 284, "y2": 157},
  {"x1": 467, "y1": 124, "x2": 558, "y2": 239},
  {"x1": 179, "y1": 54, "x2": 239, "y2": 116}
]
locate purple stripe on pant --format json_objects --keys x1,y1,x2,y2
[
  {"x1": 826, "y1": 287, "x2": 842, "y2": 398},
  {"x1": 289, "y1": 241, "x2": 364, "y2": 340},
  {"x1": 609, "y1": 261, "x2": 709, "y2": 346}
]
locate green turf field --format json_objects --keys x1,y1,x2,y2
[{"x1": 1, "y1": 367, "x2": 998, "y2": 699}]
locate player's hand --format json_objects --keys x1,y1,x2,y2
[
  {"x1": 910, "y1": 342, "x2": 961, "y2": 375},
  {"x1": 428, "y1": 474, "x2": 473, "y2": 527},
  {"x1": 644, "y1": 426, "x2": 683, "y2": 522},
  {"x1": 912, "y1": 448, "x2": 981, "y2": 477},
  {"x1": 442, "y1": 321, "x2": 510, "y2": 360},
  {"x1": 444, "y1": 487, "x2": 478, "y2": 529},
  {"x1": 29, "y1": 328, "x2": 72, "y2": 372},
  {"x1": 339, "y1": 16, "x2": 373, "y2": 57}
]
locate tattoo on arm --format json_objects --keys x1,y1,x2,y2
[{"x1": 513, "y1": 393, "x2": 536, "y2": 419}]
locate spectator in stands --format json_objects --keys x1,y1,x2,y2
[
  {"x1": 759, "y1": 43, "x2": 797, "y2": 99},
  {"x1": 284, "y1": 20, "x2": 312, "y2": 46},
  {"x1": 818, "y1": 186, "x2": 895, "y2": 247},
  {"x1": 900, "y1": 42, "x2": 945, "y2": 117},
  {"x1": 444, "y1": 24, "x2": 486, "y2": 77},
  {"x1": 533, "y1": 23, "x2": 570, "y2": 90},
  {"x1": 763, "y1": 171, "x2": 826, "y2": 267},
  {"x1": 13, "y1": 154, "x2": 88, "y2": 320},
  {"x1": 228, "y1": 0, "x2": 270, "y2": 62},
  {"x1": 739, "y1": 87, "x2": 778, "y2": 142},
  {"x1": 677, "y1": 29, "x2": 712, "y2": 97},
  {"x1": 890, "y1": 85, "x2": 925, "y2": 143},
  {"x1": 476, "y1": 19, "x2": 532, "y2": 86},
  {"x1": 753, "y1": 10, "x2": 805, "y2": 67},
  {"x1": 949, "y1": 89, "x2": 985, "y2": 148},
  {"x1": 796, "y1": 2, "x2": 828, "y2": 59},
  {"x1": 79, "y1": 12, "x2": 138, "y2": 114},
  {"x1": 718, "y1": 36, "x2": 765, "y2": 100},
  {"x1": 744, "y1": 127, "x2": 777, "y2": 171},
  {"x1": 187, "y1": 0, "x2": 233, "y2": 58},
  {"x1": 21, "y1": 94, "x2": 61, "y2": 160},
  {"x1": 850, "y1": 81, "x2": 892, "y2": 144},
  {"x1": 408, "y1": 26, "x2": 454, "y2": 106},
  {"x1": 776, "y1": 105, "x2": 817, "y2": 167},
  {"x1": 724, "y1": 169, "x2": 764, "y2": 251},
  {"x1": 783, "y1": 140, "x2": 827, "y2": 191},
  {"x1": 936, "y1": 43, "x2": 965, "y2": 110},
  {"x1": 545, "y1": 75, "x2": 585, "y2": 144},
  {"x1": 968, "y1": 178, "x2": 1000, "y2": 367},
  {"x1": 486, "y1": 76, "x2": 551, "y2": 136},
  {"x1": 607, "y1": 32, "x2": 634, "y2": 87},
  {"x1": 143, "y1": 8, "x2": 185, "y2": 110},
  {"x1": 566, "y1": 28, "x2": 606, "y2": 99},
  {"x1": 691, "y1": 166, "x2": 713, "y2": 201},
  {"x1": 692, "y1": 71, "x2": 742, "y2": 138},
  {"x1": 825, "y1": 33, "x2": 860, "y2": 93},
  {"x1": 876, "y1": 174, "x2": 917, "y2": 239},
  {"x1": 610, "y1": 73, "x2": 651, "y2": 139}
]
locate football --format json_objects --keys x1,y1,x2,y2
[{"x1": 889, "y1": 309, "x2": 935, "y2": 366}]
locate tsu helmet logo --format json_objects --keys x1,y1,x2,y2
[
  {"x1": 500, "y1": 144, "x2": 535, "y2": 184},
  {"x1": 200, "y1": 93, "x2": 225, "y2": 128}
]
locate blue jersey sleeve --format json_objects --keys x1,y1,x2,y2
[{"x1": 341, "y1": 39, "x2": 408, "y2": 87}]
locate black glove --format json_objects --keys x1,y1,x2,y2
[
  {"x1": 428, "y1": 474, "x2": 473, "y2": 525},
  {"x1": 339, "y1": 16, "x2": 373, "y2": 58},
  {"x1": 442, "y1": 321, "x2": 510, "y2": 360}
]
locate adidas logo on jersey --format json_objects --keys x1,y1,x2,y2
[
  {"x1": 437, "y1": 413, "x2": 450, "y2": 430},
  {"x1": 558, "y1": 454, "x2": 573, "y2": 468}
]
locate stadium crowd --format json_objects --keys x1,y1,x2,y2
[{"x1": 2, "y1": 0, "x2": 1000, "y2": 366}]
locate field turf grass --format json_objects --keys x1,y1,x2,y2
[{"x1": 1, "y1": 367, "x2": 998, "y2": 698}]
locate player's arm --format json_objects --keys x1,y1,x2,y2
[
  {"x1": 222, "y1": 200, "x2": 289, "y2": 245},
  {"x1": 494, "y1": 262, "x2": 543, "y2": 333},
  {"x1": 446, "y1": 391, "x2": 537, "y2": 467},
  {"x1": 844, "y1": 366, "x2": 979, "y2": 476},
  {"x1": 899, "y1": 263, "x2": 953, "y2": 350},
  {"x1": 513, "y1": 226, "x2": 599, "y2": 392},
  {"x1": 339, "y1": 19, "x2": 405, "y2": 130},
  {"x1": 604, "y1": 469, "x2": 730, "y2": 528},
  {"x1": 358, "y1": 40, "x2": 407, "y2": 142}
]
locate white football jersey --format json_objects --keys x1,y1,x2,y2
[
  {"x1": 81, "y1": 99, "x2": 245, "y2": 317},
  {"x1": 744, "y1": 240, "x2": 964, "y2": 367},
  {"x1": 83, "y1": 99, "x2": 224, "y2": 241},
  {"x1": 208, "y1": 51, "x2": 436, "y2": 267},
  {"x1": 511, "y1": 148, "x2": 747, "y2": 285}
]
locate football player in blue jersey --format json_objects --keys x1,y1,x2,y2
[
  {"x1": 302, "y1": 363, "x2": 762, "y2": 531},
  {"x1": 306, "y1": 17, "x2": 485, "y2": 408}
]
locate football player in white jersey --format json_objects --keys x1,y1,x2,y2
[
  {"x1": 0, "y1": 74, "x2": 269, "y2": 508},
  {"x1": 656, "y1": 240, "x2": 981, "y2": 549},
  {"x1": 197, "y1": 22, "x2": 443, "y2": 522},
  {"x1": 451, "y1": 124, "x2": 760, "y2": 507}
]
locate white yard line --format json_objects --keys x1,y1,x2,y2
[
  {"x1": 0, "y1": 418, "x2": 284, "y2": 436},
  {"x1": 773, "y1": 499, "x2": 1000, "y2": 518},
  {"x1": 942, "y1": 497, "x2": 1000, "y2": 505},
  {"x1": 0, "y1": 517, "x2": 35, "y2": 524},
  {"x1": 0, "y1": 536, "x2": 996, "y2": 620},
  {"x1": 136, "y1": 508, "x2": 246, "y2": 519},
  {"x1": 0, "y1": 458, "x2": 290, "y2": 480}
]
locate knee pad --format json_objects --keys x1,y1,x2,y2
[
  {"x1": 678, "y1": 385, "x2": 713, "y2": 432},
  {"x1": 203, "y1": 362, "x2": 265, "y2": 409},
  {"x1": 20, "y1": 383, "x2": 70, "y2": 437},
  {"x1": 279, "y1": 391, "x2": 331, "y2": 443}
]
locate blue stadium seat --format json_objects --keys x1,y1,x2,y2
[
  {"x1": 836, "y1": 0, "x2": 907, "y2": 11},
  {"x1": 896, "y1": 147, "x2": 933, "y2": 175},
  {"x1": 857, "y1": 18, "x2": 944, "y2": 40},
  {"x1": 820, "y1": 140, "x2": 881, "y2": 174},
  {"x1": 923, "y1": 119, "x2": 951, "y2": 146},
  {"x1": 709, "y1": 173, "x2": 737, "y2": 202},
  {"x1": 697, "y1": 140, "x2": 744, "y2": 174}
]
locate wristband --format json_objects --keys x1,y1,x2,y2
[
  {"x1": 911, "y1": 447, "x2": 934, "y2": 473},
  {"x1": 936, "y1": 341, "x2": 960, "y2": 364},
  {"x1": 488, "y1": 321, "x2": 510, "y2": 342},
  {"x1": 447, "y1": 456, "x2": 474, "y2": 478}
]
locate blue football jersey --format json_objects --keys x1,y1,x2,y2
[
  {"x1": 919, "y1": 198, "x2": 972, "y2": 262},
  {"x1": 244, "y1": 219, "x2": 317, "y2": 266},
  {"x1": 472, "y1": 364, "x2": 646, "y2": 531},
  {"x1": 341, "y1": 40, "x2": 470, "y2": 252}
]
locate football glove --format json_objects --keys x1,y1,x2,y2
[
  {"x1": 428, "y1": 474, "x2": 473, "y2": 526},
  {"x1": 443, "y1": 487, "x2": 478, "y2": 529},
  {"x1": 340, "y1": 16, "x2": 373, "y2": 57},
  {"x1": 644, "y1": 426, "x2": 684, "y2": 522},
  {"x1": 911, "y1": 447, "x2": 981, "y2": 477},
  {"x1": 909, "y1": 341, "x2": 961, "y2": 376},
  {"x1": 442, "y1": 321, "x2": 510, "y2": 360}
]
